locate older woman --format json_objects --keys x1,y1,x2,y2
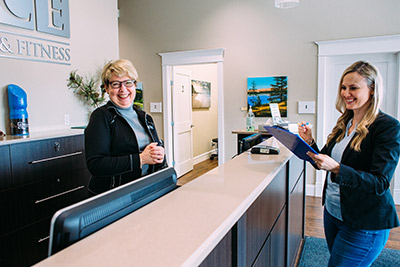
[
  {"x1": 299, "y1": 61, "x2": 400, "y2": 266},
  {"x1": 85, "y1": 59, "x2": 166, "y2": 195}
]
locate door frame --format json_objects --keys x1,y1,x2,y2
[
  {"x1": 159, "y1": 48, "x2": 225, "y2": 167},
  {"x1": 314, "y1": 35, "x2": 400, "y2": 202}
]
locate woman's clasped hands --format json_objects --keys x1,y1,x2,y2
[{"x1": 140, "y1": 142, "x2": 165, "y2": 165}]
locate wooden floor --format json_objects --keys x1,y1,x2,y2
[
  {"x1": 177, "y1": 158, "x2": 219, "y2": 186},
  {"x1": 305, "y1": 195, "x2": 400, "y2": 250},
  {"x1": 179, "y1": 159, "x2": 400, "y2": 250}
]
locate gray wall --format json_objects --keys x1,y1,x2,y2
[
  {"x1": 0, "y1": 0, "x2": 119, "y2": 133},
  {"x1": 118, "y1": 0, "x2": 400, "y2": 185}
]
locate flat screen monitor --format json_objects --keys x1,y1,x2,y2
[
  {"x1": 239, "y1": 133, "x2": 262, "y2": 154},
  {"x1": 48, "y1": 166, "x2": 177, "y2": 256}
]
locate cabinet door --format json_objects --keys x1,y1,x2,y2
[
  {"x1": 0, "y1": 145, "x2": 12, "y2": 191},
  {"x1": 0, "y1": 168, "x2": 90, "y2": 236},
  {"x1": 252, "y1": 206, "x2": 287, "y2": 267},
  {"x1": 270, "y1": 205, "x2": 287, "y2": 267},
  {"x1": 199, "y1": 229, "x2": 232, "y2": 267},
  {"x1": 288, "y1": 172, "x2": 305, "y2": 267},
  {"x1": 0, "y1": 218, "x2": 51, "y2": 267},
  {"x1": 10, "y1": 135, "x2": 86, "y2": 188},
  {"x1": 244, "y1": 166, "x2": 287, "y2": 266},
  {"x1": 252, "y1": 234, "x2": 272, "y2": 267}
]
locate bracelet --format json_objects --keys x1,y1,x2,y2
[{"x1": 308, "y1": 139, "x2": 315, "y2": 146}]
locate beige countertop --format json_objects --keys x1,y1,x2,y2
[
  {"x1": 0, "y1": 129, "x2": 85, "y2": 145},
  {"x1": 34, "y1": 138, "x2": 293, "y2": 267}
]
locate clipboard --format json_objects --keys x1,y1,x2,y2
[{"x1": 264, "y1": 126, "x2": 318, "y2": 164}]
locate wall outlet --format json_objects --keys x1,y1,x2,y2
[
  {"x1": 64, "y1": 114, "x2": 70, "y2": 125},
  {"x1": 298, "y1": 101, "x2": 315, "y2": 114}
]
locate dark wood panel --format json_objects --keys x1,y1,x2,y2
[
  {"x1": 10, "y1": 136, "x2": 85, "y2": 188},
  {"x1": 288, "y1": 156, "x2": 303, "y2": 194},
  {"x1": 0, "y1": 168, "x2": 90, "y2": 236},
  {"x1": 199, "y1": 229, "x2": 232, "y2": 267},
  {"x1": 288, "y1": 173, "x2": 305, "y2": 267},
  {"x1": 244, "y1": 166, "x2": 287, "y2": 266},
  {"x1": 252, "y1": 233, "x2": 271, "y2": 267},
  {"x1": 0, "y1": 145, "x2": 12, "y2": 191},
  {"x1": 0, "y1": 217, "x2": 51, "y2": 267},
  {"x1": 270, "y1": 206, "x2": 287, "y2": 267}
]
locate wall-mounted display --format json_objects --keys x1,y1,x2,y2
[
  {"x1": 247, "y1": 76, "x2": 287, "y2": 117},
  {"x1": 191, "y1": 80, "x2": 211, "y2": 109}
]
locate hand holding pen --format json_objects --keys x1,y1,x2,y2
[{"x1": 298, "y1": 121, "x2": 314, "y2": 145}]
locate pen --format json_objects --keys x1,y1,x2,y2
[{"x1": 298, "y1": 122, "x2": 313, "y2": 128}]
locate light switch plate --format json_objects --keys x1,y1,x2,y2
[
  {"x1": 298, "y1": 101, "x2": 315, "y2": 114},
  {"x1": 150, "y1": 102, "x2": 162, "y2": 113}
]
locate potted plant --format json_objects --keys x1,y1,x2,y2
[{"x1": 67, "y1": 70, "x2": 106, "y2": 108}]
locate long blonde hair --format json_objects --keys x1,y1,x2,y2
[{"x1": 327, "y1": 61, "x2": 383, "y2": 151}]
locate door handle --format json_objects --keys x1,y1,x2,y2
[{"x1": 190, "y1": 124, "x2": 195, "y2": 128}]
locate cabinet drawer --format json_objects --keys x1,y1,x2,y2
[
  {"x1": 0, "y1": 145, "x2": 12, "y2": 191},
  {"x1": 10, "y1": 135, "x2": 85, "y2": 188},
  {"x1": 0, "y1": 218, "x2": 50, "y2": 267},
  {"x1": 0, "y1": 169, "x2": 90, "y2": 236}
]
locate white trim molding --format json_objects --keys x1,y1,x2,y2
[
  {"x1": 316, "y1": 34, "x2": 400, "y2": 56},
  {"x1": 159, "y1": 48, "x2": 225, "y2": 166}
]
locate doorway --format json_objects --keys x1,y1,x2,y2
[{"x1": 159, "y1": 48, "x2": 225, "y2": 177}]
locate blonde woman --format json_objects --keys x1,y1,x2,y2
[
  {"x1": 299, "y1": 61, "x2": 400, "y2": 266},
  {"x1": 85, "y1": 59, "x2": 166, "y2": 196}
]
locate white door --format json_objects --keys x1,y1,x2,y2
[
  {"x1": 172, "y1": 67, "x2": 194, "y2": 177},
  {"x1": 321, "y1": 53, "x2": 399, "y2": 198}
]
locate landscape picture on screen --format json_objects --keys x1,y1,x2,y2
[{"x1": 247, "y1": 76, "x2": 287, "y2": 117}]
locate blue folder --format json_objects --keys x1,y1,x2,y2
[{"x1": 264, "y1": 126, "x2": 318, "y2": 164}]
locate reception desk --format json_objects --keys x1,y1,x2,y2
[{"x1": 35, "y1": 137, "x2": 305, "y2": 267}]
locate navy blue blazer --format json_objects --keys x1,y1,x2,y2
[{"x1": 313, "y1": 112, "x2": 400, "y2": 230}]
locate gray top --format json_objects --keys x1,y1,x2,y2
[
  {"x1": 325, "y1": 120, "x2": 357, "y2": 221},
  {"x1": 113, "y1": 102, "x2": 151, "y2": 175}
]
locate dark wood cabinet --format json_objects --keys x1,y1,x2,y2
[
  {"x1": 0, "y1": 145, "x2": 12, "y2": 191},
  {"x1": 287, "y1": 157, "x2": 305, "y2": 267},
  {"x1": 0, "y1": 134, "x2": 90, "y2": 267},
  {"x1": 243, "y1": 165, "x2": 287, "y2": 266},
  {"x1": 201, "y1": 156, "x2": 305, "y2": 267}
]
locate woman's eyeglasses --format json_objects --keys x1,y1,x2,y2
[{"x1": 109, "y1": 80, "x2": 135, "y2": 89}]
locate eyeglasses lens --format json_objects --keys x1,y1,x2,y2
[{"x1": 110, "y1": 80, "x2": 134, "y2": 89}]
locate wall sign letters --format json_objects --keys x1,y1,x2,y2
[{"x1": 0, "y1": 0, "x2": 71, "y2": 65}]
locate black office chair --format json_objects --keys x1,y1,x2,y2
[{"x1": 210, "y1": 138, "x2": 218, "y2": 160}]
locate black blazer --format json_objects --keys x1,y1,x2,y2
[
  {"x1": 313, "y1": 112, "x2": 400, "y2": 230},
  {"x1": 84, "y1": 101, "x2": 166, "y2": 195}
]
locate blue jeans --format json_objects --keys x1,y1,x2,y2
[{"x1": 324, "y1": 208, "x2": 390, "y2": 267}]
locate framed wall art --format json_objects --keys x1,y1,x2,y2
[
  {"x1": 191, "y1": 79, "x2": 211, "y2": 109},
  {"x1": 247, "y1": 76, "x2": 287, "y2": 117}
]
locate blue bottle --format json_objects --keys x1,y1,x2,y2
[{"x1": 7, "y1": 84, "x2": 29, "y2": 136}]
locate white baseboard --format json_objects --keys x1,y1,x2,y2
[
  {"x1": 306, "y1": 184, "x2": 323, "y2": 197},
  {"x1": 394, "y1": 189, "x2": 400, "y2": 205},
  {"x1": 193, "y1": 149, "x2": 217, "y2": 165}
]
